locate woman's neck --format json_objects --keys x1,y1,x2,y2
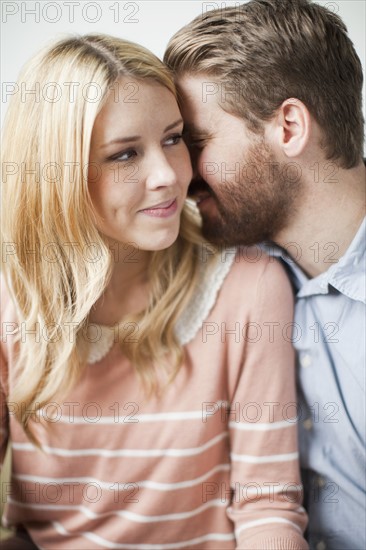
[{"x1": 89, "y1": 242, "x2": 152, "y2": 326}]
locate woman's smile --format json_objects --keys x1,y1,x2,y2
[
  {"x1": 138, "y1": 197, "x2": 178, "y2": 217},
  {"x1": 88, "y1": 78, "x2": 192, "y2": 252}
]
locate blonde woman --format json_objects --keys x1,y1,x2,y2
[{"x1": 0, "y1": 34, "x2": 308, "y2": 549}]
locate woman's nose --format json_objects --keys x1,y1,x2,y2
[{"x1": 145, "y1": 152, "x2": 177, "y2": 190}]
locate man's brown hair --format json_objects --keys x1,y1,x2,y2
[{"x1": 164, "y1": 0, "x2": 364, "y2": 168}]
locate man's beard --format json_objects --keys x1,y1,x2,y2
[{"x1": 190, "y1": 140, "x2": 302, "y2": 247}]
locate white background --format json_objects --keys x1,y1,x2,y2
[{"x1": 1, "y1": 0, "x2": 365, "y2": 145}]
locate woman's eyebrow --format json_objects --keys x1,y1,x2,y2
[
  {"x1": 164, "y1": 118, "x2": 184, "y2": 132},
  {"x1": 102, "y1": 135, "x2": 140, "y2": 148},
  {"x1": 101, "y1": 119, "x2": 184, "y2": 149}
]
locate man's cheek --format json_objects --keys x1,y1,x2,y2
[{"x1": 201, "y1": 156, "x2": 220, "y2": 184}]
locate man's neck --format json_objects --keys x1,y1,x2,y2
[{"x1": 274, "y1": 161, "x2": 365, "y2": 278}]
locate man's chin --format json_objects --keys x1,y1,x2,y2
[
  {"x1": 199, "y1": 202, "x2": 252, "y2": 247},
  {"x1": 201, "y1": 216, "x2": 269, "y2": 247},
  {"x1": 201, "y1": 220, "x2": 239, "y2": 247}
]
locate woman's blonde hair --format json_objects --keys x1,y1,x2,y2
[{"x1": 1, "y1": 34, "x2": 206, "y2": 440}]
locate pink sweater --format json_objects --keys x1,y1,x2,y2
[{"x1": 0, "y1": 250, "x2": 308, "y2": 549}]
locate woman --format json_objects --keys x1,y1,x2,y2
[{"x1": 0, "y1": 34, "x2": 308, "y2": 549}]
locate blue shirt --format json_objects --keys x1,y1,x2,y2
[{"x1": 265, "y1": 217, "x2": 366, "y2": 550}]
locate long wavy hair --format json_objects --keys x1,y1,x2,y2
[{"x1": 1, "y1": 34, "x2": 208, "y2": 440}]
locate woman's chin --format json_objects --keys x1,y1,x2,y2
[{"x1": 144, "y1": 227, "x2": 181, "y2": 251}]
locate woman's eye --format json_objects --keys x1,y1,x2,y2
[
  {"x1": 109, "y1": 149, "x2": 137, "y2": 162},
  {"x1": 164, "y1": 133, "x2": 183, "y2": 146}
]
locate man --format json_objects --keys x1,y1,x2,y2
[{"x1": 164, "y1": 1, "x2": 366, "y2": 548}]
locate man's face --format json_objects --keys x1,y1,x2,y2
[{"x1": 177, "y1": 74, "x2": 301, "y2": 246}]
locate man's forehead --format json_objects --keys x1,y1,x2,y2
[
  {"x1": 177, "y1": 74, "x2": 221, "y2": 105},
  {"x1": 177, "y1": 74, "x2": 220, "y2": 133}
]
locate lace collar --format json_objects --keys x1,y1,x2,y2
[{"x1": 87, "y1": 249, "x2": 236, "y2": 364}]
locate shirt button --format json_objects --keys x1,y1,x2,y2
[
  {"x1": 316, "y1": 541, "x2": 326, "y2": 550},
  {"x1": 300, "y1": 354, "x2": 312, "y2": 368},
  {"x1": 303, "y1": 418, "x2": 313, "y2": 431}
]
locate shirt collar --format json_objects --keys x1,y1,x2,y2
[{"x1": 262, "y1": 217, "x2": 366, "y2": 303}]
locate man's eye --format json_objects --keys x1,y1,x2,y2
[
  {"x1": 189, "y1": 139, "x2": 206, "y2": 149},
  {"x1": 108, "y1": 149, "x2": 137, "y2": 162},
  {"x1": 183, "y1": 132, "x2": 206, "y2": 149},
  {"x1": 164, "y1": 133, "x2": 183, "y2": 146}
]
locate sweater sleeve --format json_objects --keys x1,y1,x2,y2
[{"x1": 225, "y1": 257, "x2": 308, "y2": 549}]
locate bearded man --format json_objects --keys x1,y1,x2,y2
[{"x1": 165, "y1": 1, "x2": 366, "y2": 548}]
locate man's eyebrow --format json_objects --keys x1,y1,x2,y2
[
  {"x1": 101, "y1": 119, "x2": 184, "y2": 149},
  {"x1": 184, "y1": 123, "x2": 202, "y2": 133},
  {"x1": 183, "y1": 124, "x2": 211, "y2": 139}
]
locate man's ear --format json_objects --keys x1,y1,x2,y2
[{"x1": 272, "y1": 98, "x2": 311, "y2": 158}]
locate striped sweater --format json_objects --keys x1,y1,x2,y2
[{"x1": 0, "y1": 249, "x2": 308, "y2": 549}]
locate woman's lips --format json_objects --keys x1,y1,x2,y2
[{"x1": 139, "y1": 198, "x2": 178, "y2": 218}]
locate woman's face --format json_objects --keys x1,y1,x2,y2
[{"x1": 88, "y1": 77, "x2": 192, "y2": 252}]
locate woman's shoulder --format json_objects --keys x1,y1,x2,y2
[
  {"x1": 175, "y1": 245, "x2": 292, "y2": 346},
  {"x1": 224, "y1": 245, "x2": 292, "y2": 294},
  {"x1": 202, "y1": 245, "x2": 292, "y2": 300}
]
